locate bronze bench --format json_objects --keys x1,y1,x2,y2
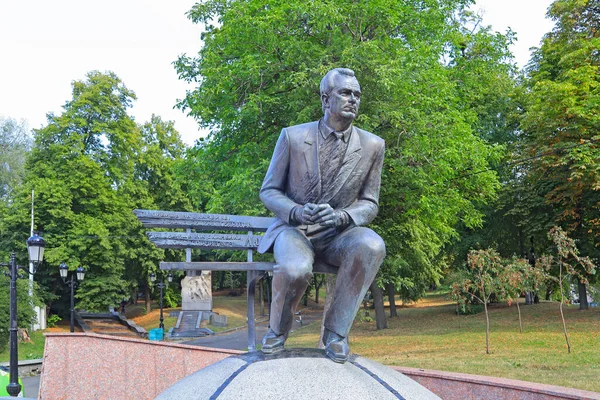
[{"x1": 134, "y1": 209, "x2": 337, "y2": 350}]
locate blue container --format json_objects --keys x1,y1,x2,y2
[{"x1": 149, "y1": 328, "x2": 164, "y2": 341}]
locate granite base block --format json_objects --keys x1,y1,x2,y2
[{"x1": 156, "y1": 349, "x2": 440, "y2": 400}]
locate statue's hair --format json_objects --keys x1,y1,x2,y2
[
  {"x1": 320, "y1": 68, "x2": 356, "y2": 97},
  {"x1": 320, "y1": 68, "x2": 357, "y2": 113}
]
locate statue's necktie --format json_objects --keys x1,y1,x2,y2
[{"x1": 320, "y1": 131, "x2": 344, "y2": 199}]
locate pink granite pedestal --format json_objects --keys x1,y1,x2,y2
[
  {"x1": 39, "y1": 333, "x2": 242, "y2": 399},
  {"x1": 39, "y1": 333, "x2": 600, "y2": 400}
]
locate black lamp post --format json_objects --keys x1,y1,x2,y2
[
  {"x1": 150, "y1": 272, "x2": 172, "y2": 330},
  {"x1": 59, "y1": 263, "x2": 85, "y2": 333},
  {"x1": 0, "y1": 232, "x2": 45, "y2": 397}
]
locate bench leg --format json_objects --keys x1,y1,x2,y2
[{"x1": 247, "y1": 271, "x2": 264, "y2": 351}]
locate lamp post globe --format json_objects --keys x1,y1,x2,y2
[
  {"x1": 59, "y1": 263, "x2": 68, "y2": 279},
  {"x1": 26, "y1": 232, "x2": 46, "y2": 269},
  {"x1": 76, "y1": 267, "x2": 85, "y2": 281}
]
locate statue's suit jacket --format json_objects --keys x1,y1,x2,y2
[{"x1": 258, "y1": 121, "x2": 385, "y2": 254}]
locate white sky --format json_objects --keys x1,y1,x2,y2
[{"x1": 0, "y1": 0, "x2": 555, "y2": 147}]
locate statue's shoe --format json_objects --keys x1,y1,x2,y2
[
  {"x1": 323, "y1": 330, "x2": 350, "y2": 363},
  {"x1": 261, "y1": 328, "x2": 286, "y2": 354}
]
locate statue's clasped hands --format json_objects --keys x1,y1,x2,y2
[{"x1": 297, "y1": 203, "x2": 345, "y2": 227}]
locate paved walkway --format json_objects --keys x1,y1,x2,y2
[
  {"x1": 184, "y1": 306, "x2": 323, "y2": 350},
  {"x1": 22, "y1": 375, "x2": 39, "y2": 399}
]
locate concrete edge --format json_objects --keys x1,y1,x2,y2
[
  {"x1": 392, "y1": 366, "x2": 600, "y2": 400},
  {"x1": 0, "y1": 359, "x2": 43, "y2": 376},
  {"x1": 43, "y1": 332, "x2": 245, "y2": 355},
  {"x1": 115, "y1": 313, "x2": 147, "y2": 337},
  {"x1": 0, "y1": 359, "x2": 43, "y2": 367}
]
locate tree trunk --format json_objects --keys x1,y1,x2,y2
[
  {"x1": 518, "y1": 227, "x2": 526, "y2": 258},
  {"x1": 371, "y1": 281, "x2": 387, "y2": 330},
  {"x1": 314, "y1": 275, "x2": 324, "y2": 304},
  {"x1": 515, "y1": 299, "x2": 522, "y2": 333},
  {"x1": 218, "y1": 271, "x2": 225, "y2": 291},
  {"x1": 387, "y1": 283, "x2": 398, "y2": 318},
  {"x1": 145, "y1": 283, "x2": 152, "y2": 314},
  {"x1": 578, "y1": 281, "x2": 589, "y2": 310},
  {"x1": 559, "y1": 262, "x2": 571, "y2": 353},
  {"x1": 319, "y1": 275, "x2": 337, "y2": 348},
  {"x1": 525, "y1": 292, "x2": 534, "y2": 305},
  {"x1": 482, "y1": 286, "x2": 490, "y2": 354}
]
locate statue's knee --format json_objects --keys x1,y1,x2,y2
[
  {"x1": 357, "y1": 232, "x2": 386, "y2": 259},
  {"x1": 277, "y1": 260, "x2": 313, "y2": 282}
]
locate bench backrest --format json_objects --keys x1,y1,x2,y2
[{"x1": 134, "y1": 209, "x2": 275, "y2": 251}]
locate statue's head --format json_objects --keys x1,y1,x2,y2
[{"x1": 320, "y1": 68, "x2": 361, "y2": 120}]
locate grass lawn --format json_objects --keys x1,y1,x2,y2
[
  {"x1": 0, "y1": 330, "x2": 46, "y2": 362},
  {"x1": 129, "y1": 295, "x2": 266, "y2": 333},
  {"x1": 286, "y1": 292, "x2": 600, "y2": 393},
  {"x1": 210, "y1": 295, "x2": 267, "y2": 332},
  {"x1": 130, "y1": 305, "x2": 179, "y2": 332}
]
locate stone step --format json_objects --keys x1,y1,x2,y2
[
  {"x1": 169, "y1": 328, "x2": 214, "y2": 338},
  {"x1": 83, "y1": 318, "x2": 138, "y2": 338}
]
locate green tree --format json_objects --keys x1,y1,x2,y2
[
  {"x1": 537, "y1": 226, "x2": 596, "y2": 353},
  {"x1": 175, "y1": 0, "x2": 514, "y2": 323},
  {"x1": 1, "y1": 72, "x2": 189, "y2": 313},
  {"x1": 520, "y1": 0, "x2": 600, "y2": 305},
  {"x1": 0, "y1": 275, "x2": 42, "y2": 353},
  {"x1": 452, "y1": 248, "x2": 504, "y2": 354}
]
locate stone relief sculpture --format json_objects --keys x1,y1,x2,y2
[{"x1": 181, "y1": 272, "x2": 212, "y2": 311}]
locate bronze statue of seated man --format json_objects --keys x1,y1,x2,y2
[{"x1": 257, "y1": 68, "x2": 386, "y2": 363}]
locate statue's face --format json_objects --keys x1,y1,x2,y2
[{"x1": 324, "y1": 75, "x2": 361, "y2": 120}]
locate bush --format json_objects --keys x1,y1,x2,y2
[
  {"x1": 46, "y1": 314, "x2": 61, "y2": 328},
  {"x1": 456, "y1": 303, "x2": 484, "y2": 315},
  {"x1": 163, "y1": 287, "x2": 181, "y2": 308}
]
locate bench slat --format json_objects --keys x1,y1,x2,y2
[
  {"x1": 148, "y1": 232, "x2": 261, "y2": 250},
  {"x1": 161, "y1": 261, "x2": 275, "y2": 272},
  {"x1": 160, "y1": 261, "x2": 339, "y2": 274},
  {"x1": 134, "y1": 209, "x2": 275, "y2": 231}
]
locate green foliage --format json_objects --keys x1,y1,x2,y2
[
  {"x1": 0, "y1": 276, "x2": 41, "y2": 353},
  {"x1": 46, "y1": 314, "x2": 61, "y2": 328},
  {"x1": 456, "y1": 303, "x2": 483, "y2": 315},
  {"x1": 222, "y1": 271, "x2": 241, "y2": 290},
  {"x1": 0, "y1": 71, "x2": 190, "y2": 313},
  {"x1": 452, "y1": 249, "x2": 503, "y2": 305},
  {"x1": 520, "y1": 0, "x2": 600, "y2": 259},
  {"x1": 537, "y1": 226, "x2": 597, "y2": 352},
  {"x1": 538, "y1": 226, "x2": 596, "y2": 288},
  {"x1": 159, "y1": 285, "x2": 182, "y2": 309},
  {"x1": 175, "y1": 0, "x2": 515, "y2": 299}
]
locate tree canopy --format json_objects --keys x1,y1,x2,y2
[
  {"x1": 175, "y1": 0, "x2": 516, "y2": 299},
  {"x1": 1, "y1": 71, "x2": 189, "y2": 312}
]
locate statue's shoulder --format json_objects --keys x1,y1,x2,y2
[
  {"x1": 283, "y1": 121, "x2": 319, "y2": 135},
  {"x1": 354, "y1": 126, "x2": 385, "y2": 148},
  {"x1": 280, "y1": 121, "x2": 319, "y2": 145}
]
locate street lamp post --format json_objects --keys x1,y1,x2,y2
[
  {"x1": 150, "y1": 273, "x2": 172, "y2": 330},
  {"x1": 59, "y1": 264, "x2": 85, "y2": 333},
  {"x1": 0, "y1": 232, "x2": 45, "y2": 397}
]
